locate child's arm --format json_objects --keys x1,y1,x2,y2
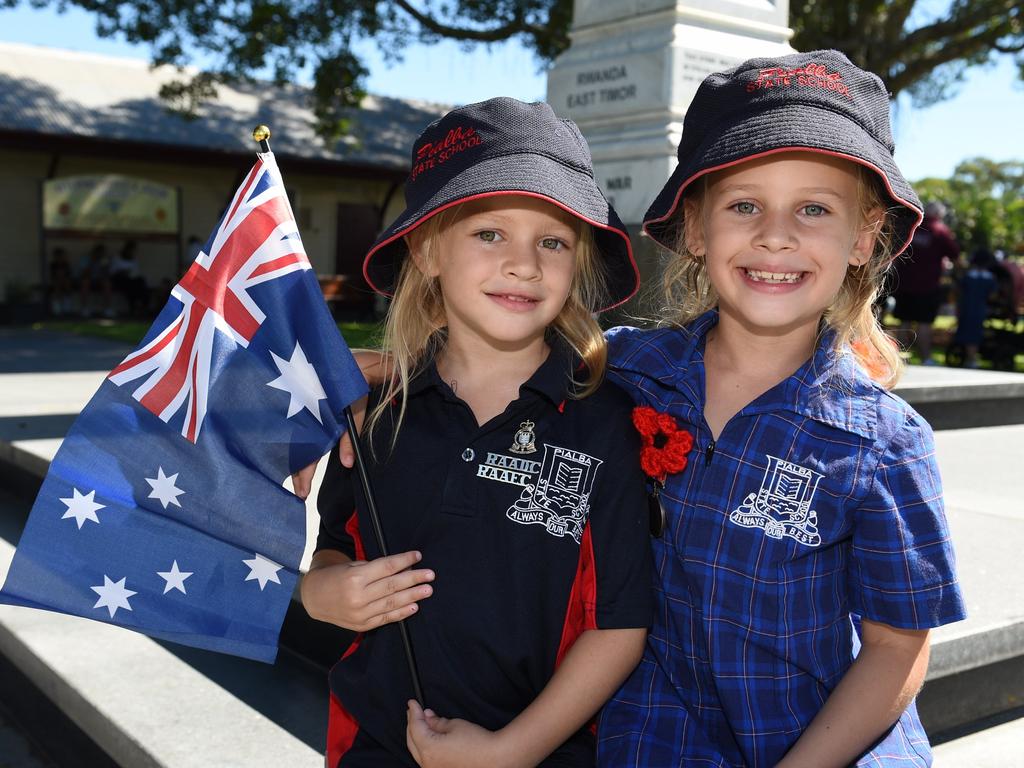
[
  {"x1": 776, "y1": 618, "x2": 930, "y2": 768},
  {"x1": 301, "y1": 548, "x2": 434, "y2": 631},
  {"x1": 406, "y1": 626, "x2": 646, "y2": 768}
]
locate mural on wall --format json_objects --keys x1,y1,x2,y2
[{"x1": 44, "y1": 176, "x2": 179, "y2": 234}]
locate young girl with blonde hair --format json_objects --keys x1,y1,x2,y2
[
  {"x1": 300, "y1": 97, "x2": 653, "y2": 768},
  {"x1": 598, "y1": 50, "x2": 966, "y2": 767}
]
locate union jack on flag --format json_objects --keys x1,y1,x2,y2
[
  {"x1": 109, "y1": 157, "x2": 311, "y2": 443},
  {"x1": 0, "y1": 152, "x2": 368, "y2": 662}
]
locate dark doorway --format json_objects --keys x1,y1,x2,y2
[
  {"x1": 335, "y1": 203, "x2": 378, "y2": 286},
  {"x1": 329, "y1": 203, "x2": 379, "y2": 319}
]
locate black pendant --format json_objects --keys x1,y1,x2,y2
[{"x1": 648, "y1": 481, "x2": 665, "y2": 538}]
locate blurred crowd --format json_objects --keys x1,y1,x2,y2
[
  {"x1": 885, "y1": 202, "x2": 1024, "y2": 370},
  {"x1": 46, "y1": 239, "x2": 184, "y2": 321}
]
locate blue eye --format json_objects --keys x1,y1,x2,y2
[
  {"x1": 735, "y1": 201, "x2": 756, "y2": 214},
  {"x1": 804, "y1": 204, "x2": 826, "y2": 216}
]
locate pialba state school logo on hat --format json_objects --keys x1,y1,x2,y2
[
  {"x1": 410, "y1": 126, "x2": 483, "y2": 181},
  {"x1": 746, "y1": 62, "x2": 852, "y2": 100},
  {"x1": 641, "y1": 49, "x2": 924, "y2": 261}
]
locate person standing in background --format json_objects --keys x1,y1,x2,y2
[
  {"x1": 892, "y1": 201, "x2": 960, "y2": 365},
  {"x1": 48, "y1": 247, "x2": 74, "y2": 316},
  {"x1": 953, "y1": 248, "x2": 999, "y2": 368}
]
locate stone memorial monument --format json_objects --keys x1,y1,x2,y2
[{"x1": 547, "y1": 0, "x2": 794, "y2": 231}]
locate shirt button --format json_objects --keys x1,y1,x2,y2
[{"x1": 461, "y1": 448, "x2": 475, "y2": 462}]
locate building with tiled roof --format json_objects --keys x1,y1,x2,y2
[{"x1": 0, "y1": 42, "x2": 448, "y2": 317}]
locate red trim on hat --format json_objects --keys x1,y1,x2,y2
[
  {"x1": 363, "y1": 190, "x2": 640, "y2": 312},
  {"x1": 642, "y1": 146, "x2": 923, "y2": 260}
]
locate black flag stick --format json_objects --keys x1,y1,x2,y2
[
  {"x1": 250, "y1": 126, "x2": 426, "y2": 705},
  {"x1": 343, "y1": 407, "x2": 426, "y2": 706}
]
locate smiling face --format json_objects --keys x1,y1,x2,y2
[
  {"x1": 409, "y1": 195, "x2": 579, "y2": 354},
  {"x1": 685, "y1": 151, "x2": 880, "y2": 346}
]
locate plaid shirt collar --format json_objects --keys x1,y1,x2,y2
[{"x1": 615, "y1": 310, "x2": 879, "y2": 440}]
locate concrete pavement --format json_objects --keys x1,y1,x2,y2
[{"x1": 2, "y1": 326, "x2": 1024, "y2": 765}]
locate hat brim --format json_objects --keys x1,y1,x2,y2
[
  {"x1": 643, "y1": 103, "x2": 923, "y2": 261},
  {"x1": 364, "y1": 153, "x2": 639, "y2": 312}
]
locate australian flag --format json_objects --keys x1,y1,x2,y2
[{"x1": 0, "y1": 153, "x2": 368, "y2": 662}]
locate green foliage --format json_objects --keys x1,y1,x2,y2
[
  {"x1": 914, "y1": 159, "x2": 1024, "y2": 253},
  {"x1": 7, "y1": 0, "x2": 1021, "y2": 141},
  {"x1": 790, "y1": 0, "x2": 1023, "y2": 107}
]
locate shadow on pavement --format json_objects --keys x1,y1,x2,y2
[
  {"x1": 0, "y1": 328, "x2": 134, "y2": 373},
  {"x1": 0, "y1": 414, "x2": 78, "y2": 442}
]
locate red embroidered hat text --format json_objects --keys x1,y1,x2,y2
[
  {"x1": 746, "y1": 63, "x2": 852, "y2": 100},
  {"x1": 410, "y1": 126, "x2": 483, "y2": 181}
]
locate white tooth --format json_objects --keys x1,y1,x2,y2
[{"x1": 747, "y1": 269, "x2": 800, "y2": 283}]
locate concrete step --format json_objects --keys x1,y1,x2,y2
[
  {"x1": 894, "y1": 365, "x2": 1024, "y2": 429},
  {"x1": 0, "y1": 699, "x2": 59, "y2": 768},
  {"x1": 933, "y1": 710, "x2": 1024, "y2": 767}
]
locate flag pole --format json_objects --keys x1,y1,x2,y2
[
  {"x1": 251, "y1": 126, "x2": 426, "y2": 705},
  {"x1": 343, "y1": 408, "x2": 426, "y2": 706}
]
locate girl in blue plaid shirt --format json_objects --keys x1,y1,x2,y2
[{"x1": 597, "y1": 50, "x2": 966, "y2": 767}]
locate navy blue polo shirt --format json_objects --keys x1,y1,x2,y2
[{"x1": 315, "y1": 342, "x2": 654, "y2": 767}]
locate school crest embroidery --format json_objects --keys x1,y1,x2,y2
[
  {"x1": 506, "y1": 444, "x2": 602, "y2": 544},
  {"x1": 729, "y1": 455, "x2": 822, "y2": 547}
]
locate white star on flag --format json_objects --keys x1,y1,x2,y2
[
  {"x1": 266, "y1": 342, "x2": 327, "y2": 423},
  {"x1": 146, "y1": 467, "x2": 185, "y2": 509},
  {"x1": 60, "y1": 488, "x2": 105, "y2": 529},
  {"x1": 243, "y1": 553, "x2": 283, "y2": 591},
  {"x1": 91, "y1": 575, "x2": 137, "y2": 618},
  {"x1": 157, "y1": 561, "x2": 193, "y2": 595}
]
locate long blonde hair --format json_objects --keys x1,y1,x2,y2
[
  {"x1": 366, "y1": 202, "x2": 610, "y2": 443},
  {"x1": 657, "y1": 164, "x2": 902, "y2": 388}
]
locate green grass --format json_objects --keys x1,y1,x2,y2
[
  {"x1": 32, "y1": 318, "x2": 384, "y2": 350},
  {"x1": 31, "y1": 319, "x2": 149, "y2": 345},
  {"x1": 336, "y1": 321, "x2": 383, "y2": 350},
  {"x1": 881, "y1": 314, "x2": 1024, "y2": 371}
]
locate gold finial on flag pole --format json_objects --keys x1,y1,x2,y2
[{"x1": 252, "y1": 125, "x2": 272, "y2": 153}]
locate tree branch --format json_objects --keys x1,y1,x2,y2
[
  {"x1": 391, "y1": 0, "x2": 542, "y2": 42},
  {"x1": 993, "y1": 41, "x2": 1024, "y2": 53},
  {"x1": 902, "y1": 0, "x2": 1018, "y2": 52}
]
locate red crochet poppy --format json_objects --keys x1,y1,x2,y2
[{"x1": 631, "y1": 406, "x2": 694, "y2": 483}]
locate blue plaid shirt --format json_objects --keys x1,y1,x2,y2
[{"x1": 598, "y1": 311, "x2": 966, "y2": 768}]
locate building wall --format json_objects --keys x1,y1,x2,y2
[
  {"x1": 0, "y1": 149, "x2": 47, "y2": 298},
  {"x1": 0, "y1": 146, "x2": 402, "y2": 307}
]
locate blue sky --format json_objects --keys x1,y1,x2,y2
[{"x1": 2, "y1": 3, "x2": 1021, "y2": 182}]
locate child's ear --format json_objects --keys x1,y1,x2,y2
[
  {"x1": 682, "y1": 198, "x2": 706, "y2": 258},
  {"x1": 849, "y1": 208, "x2": 884, "y2": 267},
  {"x1": 406, "y1": 233, "x2": 439, "y2": 277}
]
